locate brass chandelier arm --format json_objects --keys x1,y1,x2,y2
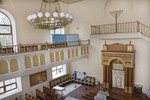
[
  {"x1": 43, "y1": 0, "x2": 58, "y2": 3},
  {"x1": 40, "y1": 1, "x2": 44, "y2": 12},
  {"x1": 27, "y1": 0, "x2": 73, "y2": 30}
]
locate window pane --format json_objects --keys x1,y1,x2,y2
[
  {"x1": 0, "y1": 12, "x2": 11, "y2": 25},
  {"x1": 6, "y1": 84, "x2": 16, "y2": 91},
  {"x1": 10, "y1": 78, "x2": 16, "y2": 83},
  {"x1": 0, "y1": 88, "x2": 4, "y2": 93},
  {"x1": 52, "y1": 67, "x2": 56, "y2": 71},
  {"x1": 5, "y1": 78, "x2": 16, "y2": 86},
  {"x1": 55, "y1": 29, "x2": 61, "y2": 34},
  {"x1": 57, "y1": 69, "x2": 62, "y2": 74},
  {"x1": 57, "y1": 65, "x2": 62, "y2": 69},
  {"x1": 0, "y1": 26, "x2": 11, "y2": 34},
  {"x1": 52, "y1": 71, "x2": 57, "y2": 75},
  {"x1": 5, "y1": 79, "x2": 11, "y2": 85},
  {"x1": 0, "y1": 35, "x2": 12, "y2": 46},
  {"x1": 0, "y1": 82, "x2": 4, "y2": 87}
]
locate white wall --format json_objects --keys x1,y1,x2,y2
[
  {"x1": 68, "y1": 0, "x2": 150, "y2": 93},
  {"x1": 70, "y1": 38, "x2": 150, "y2": 93},
  {"x1": 0, "y1": 0, "x2": 69, "y2": 44},
  {"x1": 68, "y1": 0, "x2": 150, "y2": 40},
  {"x1": 1, "y1": 69, "x2": 52, "y2": 100}
]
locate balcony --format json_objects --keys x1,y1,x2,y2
[
  {"x1": 0, "y1": 40, "x2": 90, "y2": 81},
  {"x1": 91, "y1": 21, "x2": 150, "y2": 40}
]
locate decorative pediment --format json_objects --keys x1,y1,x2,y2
[
  {"x1": 103, "y1": 42, "x2": 134, "y2": 52},
  {"x1": 102, "y1": 42, "x2": 135, "y2": 68}
]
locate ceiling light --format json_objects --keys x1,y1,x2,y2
[{"x1": 27, "y1": 0, "x2": 73, "y2": 30}]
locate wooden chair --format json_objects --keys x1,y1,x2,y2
[{"x1": 43, "y1": 86, "x2": 58, "y2": 100}]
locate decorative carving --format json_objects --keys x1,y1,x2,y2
[
  {"x1": 102, "y1": 42, "x2": 135, "y2": 94},
  {"x1": 102, "y1": 43, "x2": 134, "y2": 52},
  {"x1": 102, "y1": 52, "x2": 134, "y2": 68}
]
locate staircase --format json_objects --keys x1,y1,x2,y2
[{"x1": 82, "y1": 84, "x2": 101, "y2": 100}]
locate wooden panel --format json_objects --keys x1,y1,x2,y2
[
  {"x1": 50, "y1": 53, "x2": 54, "y2": 63},
  {"x1": 33, "y1": 55, "x2": 39, "y2": 67},
  {"x1": 40, "y1": 54, "x2": 45, "y2": 65},
  {"x1": 81, "y1": 47, "x2": 83, "y2": 55},
  {"x1": 84, "y1": 47, "x2": 86, "y2": 54},
  {"x1": 56, "y1": 52, "x2": 59, "y2": 61},
  {"x1": 68, "y1": 50, "x2": 71, "y2": 58},
  {"x1": 76, "y1": 48, "x2": 78, "y2": 56},
  {"x1": 0, "y1": 60, "x2": 8, "y2": 74},
  {"x1": 107, "y1": 43, "x2": 127, "y2": 52},
  {"x1": 72, "y1": 49, "x2": 74, "y2": 57},
  {"x1": 10, "y1": 58, "x2": 18, "y2": 72},
  {"x1": 25, "y1": 56, "x2": 32, "y2": 68},
  {"x1": 102, "y1": 52, "x2": 135, "y2": 68},
  {"x1": 61, "y1": 51, "x2": 64, "y2": 60},
  {"x1": 87, "y1": 47, "x2": 89, "y2": 54}
]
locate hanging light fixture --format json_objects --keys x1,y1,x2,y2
[{"x1": 27, "y1": 0, "x2": 73, "y2": 30}]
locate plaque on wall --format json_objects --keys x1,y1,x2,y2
[{"x1": 30, "y1": 71, "x2": 47, "y2": 87}]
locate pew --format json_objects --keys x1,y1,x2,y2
[
  {"x1": 25, "y1": 93, "x2": 37, "y2": 100},
  {"x1": 43, "y1": 86, "x2": 58, "y2": 100},
  {"x1": 15, "y1": 97, "x2": 21, "y2": 100},
  {"x1": 36, "y1": 89, "x2": 50, "y2": 100}
]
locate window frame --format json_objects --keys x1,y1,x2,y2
[
  {"x1": 52, "y1": 64, "x2": 66, "y2": 79},
  {"x1": 0, "y1": 11, "x2": 13, "y2": 46},
  {"x1": 0, "y1": 78, "x2": 17, "y2": 94},
  {"x1": 52, "y1": 65, "x2": 63, "y2": 76}
]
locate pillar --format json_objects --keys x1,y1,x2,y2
[{"x1": 103, "y1": 66, "x2": 106, "y2": 88}]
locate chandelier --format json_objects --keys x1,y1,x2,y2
[{"x1": 27, "y1": 0, "x2": 73, "y2": 30}]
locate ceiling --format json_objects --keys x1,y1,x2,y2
[
  {"x1": 59, "y1": 0, "x2": 84, "y2": 4},
  {"x1": 0, "y1": 0, "x2": 83, "y2": 4}
]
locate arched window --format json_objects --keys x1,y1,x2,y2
[{"x1": 0, "y1": 11, "x2": 12, "y2": 46}]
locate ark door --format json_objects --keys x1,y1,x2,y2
[{"x1": 112, "y1": 63, "x2": 124, "y2": 89}]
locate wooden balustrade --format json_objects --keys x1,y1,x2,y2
[
  {"x1": 91, "y1": 21, "x2": 150, "y2": 38},
  {"x1": 0, "y1": 40, "x2": 90, "y2": 55}
]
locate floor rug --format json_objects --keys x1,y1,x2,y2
[{"x1": 59, "y1": 85, "x2": 91, "y2": 100}]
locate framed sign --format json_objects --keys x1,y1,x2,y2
[{"x1": 30, "y1": 71, "x2": 47, "y2": 87}]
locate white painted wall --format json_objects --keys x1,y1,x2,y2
[
  {"x1": 1, "y1": 0, "x2": 150, "y2": 98},
  {"x1": 70, "y1": 38, "x2": 150, "y2": 93},
  {"x1": 0, "y1": 0, "x2": 69, "y2": 44},
  {"x1": 68, "y1": 0, "x2": 150, "y2": 93},
  {"x1": 68, "y1": 0, "x2": 150, "y2": 40}
]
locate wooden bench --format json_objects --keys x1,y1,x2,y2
[
  {"x1": 19, "y1": 44, "x2": 38, "y2": 53},
  {"x1": 72, "y1": 74, "x2": 95, "y2": 86},
  {"x1": 36, "y1": 89, "x2": 49, "y2": 100},
  {"x1": 49, "y1": 74, "x2": 72, "y2": 88},
  {"x1": 15, "y1": 97, "x2": 21, "y2": 100},
  {"x1": 43, "y1": 86, "x2": 58, "y2": 100},
  {"x1": 25, "y1": 93, "x2": 37, "y2": 100}
]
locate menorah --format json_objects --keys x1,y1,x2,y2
[{"x1": 109, "y1": 10, "x2": 123, "y2": 33}]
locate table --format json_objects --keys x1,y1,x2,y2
[
  {"x1": 53, "y1": 85, "x2": 65, "y2": 95},
  {"x1": 64, "y1": 96, "x2": 79, "y2": 100}
]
